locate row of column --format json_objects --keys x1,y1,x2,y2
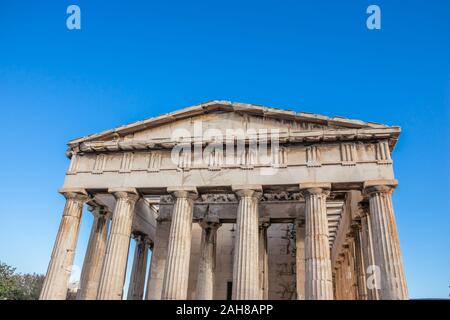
[
  {"x1": 40, "y1": 181, "x2": 408, "y2": 300},
  {"x1": 158, "y1": 184, "x2": 334, "y2": 300},
  {"x1": 40, "y1": 188, "x2": 152, "y2": 300},
  {"x1": 333, "y1": 182, "x2": 408, "y2": 300}
]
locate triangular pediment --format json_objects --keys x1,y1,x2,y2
[{"x1": 69, "y1": 101, "x2": 393, "y2": 148}]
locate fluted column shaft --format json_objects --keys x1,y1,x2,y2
[
  {"x1": 127, "y1": 235, "x2": 150, "y2": 300},
  {"x1": 161, "y1": 188, "x2": 197, "y2": 300},
  {"x1": 335, "y1": 261, "x2": 344, "y2": 300},
  {"x1": 365, "y1": 184, "x2": 408, "y2": 300},
  {"x1": 352, "y1": 224, "x2": 368, "y2": 300},
  {"x1": 359, "y1": 201, "x2": 379, "y2": 300},
  {"x1": 97, "y1": 189, "x2": 139, "y2": 300},
  {"x1": 295, "y1": 221, "x2": 305, "y2": 299},
  {"x1": 196, "y1": 216, "x2": 221, "y2": 300},
  {"x1": 258, "y1": 218, "x2": 270, "y2": 300},
  {"x1": 232, "y1": 187, "x2": 261, "y2": 300},
  {"x1": 301, "y1": 184, "x2": 333, "y2": 300},
  {"x1": 145, "y1": 218, "x2": 170, "y2": 300},
  {"x1": 348, "y1": 243, "x2": 359, "y2": 299},
  {"x1": 40, "y1": 190, "x2": 89, "y2": 300},
  {"x1": 334, "y1": 261, "x2": 343, "y2": 299},
  {"x1": 77, "y1": 206, "x2": 109, "y2": 300}
]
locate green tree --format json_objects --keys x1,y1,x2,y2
[
  {"x1": 0, "y1": 262, "x2": 18, "y2": 299},
  {"x1": 0, "y1": 261, "x2": 44, "y2": 300},
  {"x1": 15, "y1": 273, "x2": 45, "y2": 300}
]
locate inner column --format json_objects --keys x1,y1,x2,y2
[
  {"x1": 300, "y1": 183, "x2": 333, "y2": 300},
  {"x1": 127, "y1": 234, "x2": 150, "y2": 300},
  {"x1": 97, "y1": 188, "x2": 139, "y2": 300},
  {"x1": 231, "y1": 185, "x2": 261, "y2": 300},
  {"x1": 161, "y1": 187, "x2": 198, "y2": 300},
  {"x1": 196, "y1": 214, "x2": 221, "y2": 300}
]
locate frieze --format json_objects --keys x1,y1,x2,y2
[
  {"x1": 197, "y1": 194, "x2": 238, "y2": 203},
  {"x1": 261, "y1": 192, "x2": 303, "y2": 202}
]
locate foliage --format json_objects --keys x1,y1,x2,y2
[{"x1": 0, "y1": 261, "x2": 44, "y2": 300}]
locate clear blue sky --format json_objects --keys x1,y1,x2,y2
[{"x1": 0, "y1": 0, "x2": 449, "y2": 299}]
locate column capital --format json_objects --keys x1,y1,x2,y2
[
  {"x1": 356, "y1": 200, "x2": 370, "y2": 218},
  {"x1": 351, "y1": 220, "x2": 362, "y2": 232},
  {"x1": 131, "y1": 232, "x2": 146, "y2": 243},
  {"x1": 198, "y1": 214, "x2": 221, "y2": 230},
  {"x1": 167, "y1": 186, "x2": 198, "y2": 200},
  {"x1": 232, "y1": 185, "x2": 262, "y2": 199},
  {"x1": 294, "y1": 218, "x2": 305, "y2": 228},
  {"x1": 88, "y1": 204, "x2": 110, "y2": 218},
  {"x1": 156, "y1": 213, "x2": 170, "y2": 222},
  {"x1": 259, "y1": 216, "x2": 271, "y2": 229},
  {"x1": 299, "y1": 183, "x2": 331, "y2": 196},
  {"x1": 132, "y1": 232, "x2": 153, "y2": 247},
  {"x1": 363, "y1": 180, "x2": 397, "y2": 196},
  {"x1": 59, "y1": 188, "x2": 90, "y2": 202},
  {"x1": 108, "y1": 188, "x2": 140, "y2": 202}
]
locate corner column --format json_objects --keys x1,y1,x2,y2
[
  {"x1": 127, "y1": 234, "x2": 151, "y2": 300},
  {"x1": 300, "y1": 183, "x2": 333, "y2": 300},
  {"x1": 77, "y1": 205, "x2": 110, "y2": 300},
  {"x1": 196, "y1": 215, "x2": 221, "y2": 300},
  {"x1": 97, "y1": 188, "x2": 139, "y2": 300},
  {"x1": 40, "y1": 189, "x2": 89, "y2": 300},
  {"x1": 231, "y1": 185, "x2": 262, "y2": 300},
  {"x1": 364, "y1": 181, "x2": 408, "y2": 300},
  {"x1": 161, "y1": 187, "x2": 198, "y2": 300}
]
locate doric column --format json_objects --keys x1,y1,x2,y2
[
  {"x1": 359, "y1": 201, "x2": 379, "y2": 300},
  {"x1": 347, "y1": 242, "x2": 358, "y2": 299},
  {"x1": 161, "y1": 187, "x2": 198, "y2": 300},
  {"x1": 97, "y1": 188, "x2": 139, "y2": 300},
  {"x1": 295, "y1": 220, "x2": 305, "y2": 300},
  {"x1": 342, "y1": 248, "x2": 353, "y2": 299},
  {"x1": 300, "y1": 183, "x2": 333, "y2": 300},
  {"x1": 40, "y1": 189, "x2": 89, "y2": 300},
  {"x1": 352, "y1": 223, "x2": 368, "y2": 300},
  {"x1": 145, "y1": 216, "x2": 170, "y2": 300},
  {"x1": 196, "y1": 215, "x2": 221, "y2": 300},
  {"x1": 231, "y1": 185, "x2": 262, "y2": 300},
  {"x1": 335, "y1": 260, "x2": 343, "y2": 299},
  {"x1": 258, "y1": 217, "x2": 270, "y2": 300},
  {"x1": 332, "y1": 270, "x2": 336, "y2": 299},
  {"x1": 127, "y1": 234, "x2": 151, "y2": 300},
  {"x1": 77, "y1": 205, "x2": 110, "y2": 300},
  {"x1": 337, "y1": 254, "x2": 346, "y2": 299},
  {"x1": 144, "y1": 242, "x2": 154, "y2": 298},
  {"x1": 364, "y1": 181, "x2": 408, "y2": 300}
]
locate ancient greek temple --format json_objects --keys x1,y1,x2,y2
[{"x1": 39, "y1": 101, "x2": 408, "y2": 300}]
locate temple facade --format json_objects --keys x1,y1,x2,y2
[{"x1": 39, "y1": 101, "x2": 408, "y2": 300}]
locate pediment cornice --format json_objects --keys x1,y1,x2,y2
[
  {"x1": 68, "y1": 100, "x2": 396, "y2": 149},
  {"x1": 70, "y1": 126, "x2": 400, "y2": 155}
]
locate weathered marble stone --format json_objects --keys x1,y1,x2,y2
[
  {"x1": 231, "y1": 186, "x2": 262, "y2": 300},
  {"x1": 40, "y1": 189, "x2": 89, "y2": 300},
  {"x1": 77, "y1": 206, "x2": 109, "y2": 300},
  {"x1": 161, "y1": 188, "x2": 198, "y2": 300},
  {"x1": 196, "y1": 215, "x2": 221, "y2": 300},
  {"x1": 127, "y1": 234, "x2": 150, "y2": 300},
  {"x1": 97, "y1": 189, "x2": 139, "y2": 300},
  {"x1": 41, "y1": 101, "x2": 407, "y2": 301},
  {"x1": 300, "y1": 183, "x2": 333, "y2": 300}
]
